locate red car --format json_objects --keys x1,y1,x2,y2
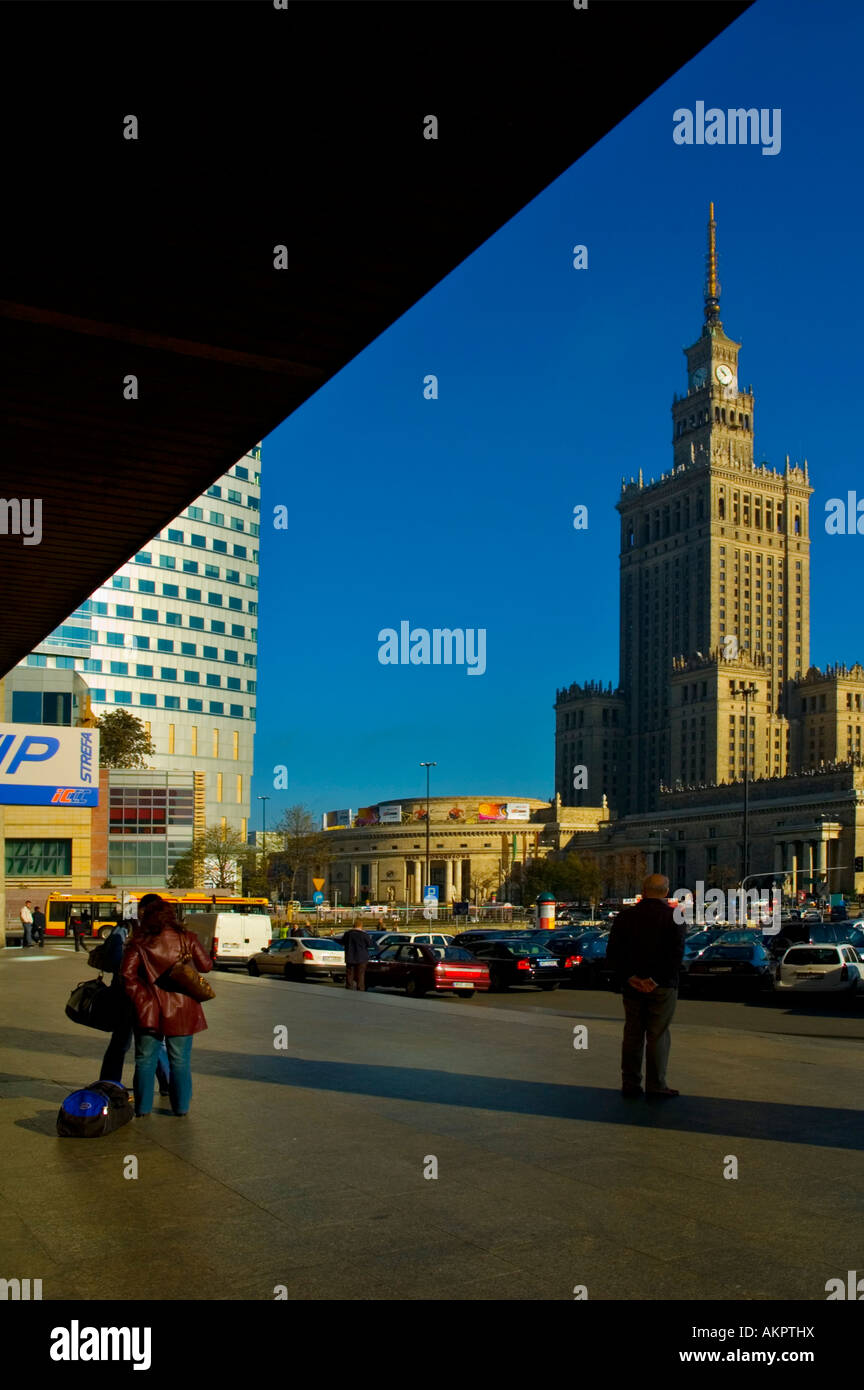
[{"x1": 365, "y1": 943, "x2": 491, "y2": 998}]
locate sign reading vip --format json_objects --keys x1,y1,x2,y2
[{"x1": 0, "y1": 724, "x2": 99, "y2": 806}]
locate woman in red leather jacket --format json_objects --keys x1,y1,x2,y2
[{"x1": 121, "y1": 893, "x2": 213, "y2": 1118}]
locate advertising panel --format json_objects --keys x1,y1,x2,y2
[
  {"x1": 378, "y1": 803, "x2": 402, "y2": 824},
  {"x1": 0, "y1": 724, "x2": 99, "y2": 806}
]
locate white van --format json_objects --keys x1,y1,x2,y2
[{"x1": 186, "y1": 912, "x2": 272, "y2": 968}]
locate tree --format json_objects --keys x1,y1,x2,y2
[
  {"x1": 97, "y1": 708, "x2": 155, "y2": 769},
  {"x1": 707, "y1": 862, "x2": 738, "y2": 892},
  {"x1": 269, "y1": 804, "x2": 332, "y2": 904},
  {"x1": 166, "y1": 825, "x2": 247, "y2": 890}
]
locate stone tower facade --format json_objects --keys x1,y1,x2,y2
[{"x1": 556, "y1": 205, "x2": 815, "y2": 816}]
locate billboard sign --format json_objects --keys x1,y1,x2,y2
[
  {"x1": 506, "y1": 802, "x2": 531, "y2": 821},
  {"x1": 0, "y1": 724, "x2": 99, "y2": 806},
  {"x1": 379, "y1": 803, "x2": 402, "y2": 824},
  {"x1": 355, "y1": 806, "x2": 379, "y2": 826},
  {"x1": 323, "y1": 809, "x2": 352, "y2": 829}
]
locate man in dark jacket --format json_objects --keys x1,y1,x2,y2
[
  {"x1": 605, "y1": 874, "x2": 686, "y2": 1099},
  {"x1": 340, "y1": 919, "x2": 371, "y2": 991},
  {"x1": 31, "y1": 904, "x2": 46, "y2": 948}
]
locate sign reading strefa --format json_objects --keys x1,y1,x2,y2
[{"x1": 0, "y1": 724, "x2": 99, "y2": 806}]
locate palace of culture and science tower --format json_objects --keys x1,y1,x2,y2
[{"x1": 554, "y1": 206, "x2": 864, "y2": 897}]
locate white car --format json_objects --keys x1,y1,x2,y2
[
  {"x1": 372, "y1": 930, "x2": 454, "y2": 953},
  {"x1": 774, "y1": 944, "x2": 863, "y2": 999},
  {"x1": 247, "y1": 937, "x2": 345, "y2": 982}
]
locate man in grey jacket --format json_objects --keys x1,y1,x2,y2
[{"x1": 605, "y1": 874, "x2": 686, "y2": 1099}]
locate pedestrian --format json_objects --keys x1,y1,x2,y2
[
  {"x1": 605, "y1": 873, "x2": 686, "y2": 1099},
  {"x1": 291, "y1": 924, "x2": 304, "y2": 937},
  {"x1": 121, "y1": 893, "x2": 213, "y2": 1118},
  {"x1": 340, "y1": 917, "x2": 371, "y2": 991},
  {"x1": 99, "y1": 918, "x2": 170, "y2": 1096},
  {"x1": 31, "y1": 904, "x2": 46, "y2": 948},
  {"x1": 78, "y1": 910, "x2": 93, "y2": 948},
  {"x1": 19, "y1": 900, "x2": 34, "y2": 947},
  {"x1": 71, "y1": 910, "x2": 89, "y2": 951}
]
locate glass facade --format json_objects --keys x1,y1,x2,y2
[{"x1": 6, "y1": 839, "x2": 72, "y2": 876}]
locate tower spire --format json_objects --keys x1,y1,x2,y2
[{"x1": 704, "y1": 201, "x2": 721, "y2": 325}]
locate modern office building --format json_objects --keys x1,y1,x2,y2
[{"x1": 19, "y1": 448, "x2": 261, "y2": 845}]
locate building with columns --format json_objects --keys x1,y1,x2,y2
[
  {"x1": 320, "y1": 795, "x2": 606, "y2": 906},
  {"x1": 558, "y1": 764, "x2": 864, "y2": 903}
]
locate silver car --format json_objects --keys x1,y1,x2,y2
[
  {"x1": 774, "y1": 944, "x2": 863, "y2": 999},
  {"x1": 247, "y1": 937, "x2": 345, "y2": 982}
]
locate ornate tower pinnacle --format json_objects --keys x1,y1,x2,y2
[{"x1": 704, "y1": 201, "x2": 721, "y2": 325}]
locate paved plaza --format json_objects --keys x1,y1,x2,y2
[{"x1": 1, "y1": 948, "x2": 862, "y2": 1301}]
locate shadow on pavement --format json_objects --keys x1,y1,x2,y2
[{"x1": 2, "y1": 1033, "x2": 862, "y2": 1151}]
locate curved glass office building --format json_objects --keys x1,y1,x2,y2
[{"x1": 23, "y1": 449, "x2": 261, "y2": 879}]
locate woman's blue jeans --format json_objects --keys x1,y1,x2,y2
[
  {"x1": 101, "y1": 1025, "x2": 170, "y2": 1092},
  {"x1": 134, "y1": 1033, "x2": 194, "y2": 1116}
]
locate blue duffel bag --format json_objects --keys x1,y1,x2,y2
[{"x1": 57, "y1": 1081, "x2": 134, "y2": 1137}]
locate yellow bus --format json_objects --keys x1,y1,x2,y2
[{"x1": 45, "y1": 891, "x2": 270, "y2": 939}]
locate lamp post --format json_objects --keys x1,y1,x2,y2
[
  {"x1": 257, "y1": 794, "x2": 269, "y2": 896},
  {"x1": 650, "y1": 826, "x2": 672, "y2": 881},
  {"x1": 420, "y1": 761, "x2": 436, "y2": 902},
  {"x1": 741, "y1": 682, "x2": 758, "y2": 886}
]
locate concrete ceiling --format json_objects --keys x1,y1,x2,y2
[{"x1": 0, "y1": 0, "x2": 751, "y2": 677}]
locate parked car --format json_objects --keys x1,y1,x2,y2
[
  {"x1": 574, "y1": 932, "x2": 616, "y2": 987},
  {"x1": 800, "y1": 908, "x2": 822, "y2": 923},
  {"x1": 774, "y1": 944, "x2": 863, "y2": 1000},
  {"x1": 365, "y1": 943, "x2": 490, "y2": 998},
  {"x1": 686, "y1": 942, "x2": 775, "y2": 994},
  {"x1": 806, "y1": 923, "x2": 864, "y2": 948},
  {"x1": 452, "y1": 928, "x2": 535, "y2": 949},
  {"x1": 463, "y1": 937, "x2": 577, "y2": 991},
  {"x1": 680, "y1": 927, "x2": 729, "y2": 973},
  {"x1": 247, "y1": 937, "x2": 345, "y2": 982},
  {"x1": 513, "y1": 929, "x2": 606, "y2": 984},
  {"x1": 371, "y1": 930, "x2": 454, "y2": 955}
]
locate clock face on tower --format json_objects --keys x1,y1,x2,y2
[
  {"x1": 716, "y1": 363, "x2": 734, "y2": 386},
  {"x1": 692, "y1": 366, "x2": 707, "y2": 389}
]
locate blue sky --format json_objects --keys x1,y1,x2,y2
[{"x1": 253, "y1": 0, "x2": 864, "y2": 825}]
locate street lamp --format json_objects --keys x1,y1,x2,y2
[
  {"x1": 741, "y1": 682, "x2": 758, "y2": 885},
  {"x1": 257, "y1": 794, "x2": 269, "y2": 896},
  {"x1": 420, "y1": 762, "x2": 436, "y2": 902},
  {"x1": 650, "y1": 826, "x2": 672, "y2": 881}
]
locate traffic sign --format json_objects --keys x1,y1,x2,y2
[
  {"x1": 312, "y1": 891, "x2": 324, "y2": 905},
  {"x1": 423, "y1": 885, "x2": 439, "y2": 902},
  {"x1": 312, "y1": 878, "x2": 325, "y2": 891}
]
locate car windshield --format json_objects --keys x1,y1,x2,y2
[
  {"x1": 509, "y1": 943, "x2": 557, "y2": 958},
  {"x1": 685, "y1": 932, "x2": 717, "y2": 950},
  {"x1": 784, "y1": 948, "x2": 840, "y2": 965},
  {"x1": 715, "y1": 931, "x2": 761, "y2": 943},
  {"x1": 436, "y1": 947, "x2": 479, "y2": 961},
  {"x1": 305, "y1": 939, "x2": 342, "y2": 950}
]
